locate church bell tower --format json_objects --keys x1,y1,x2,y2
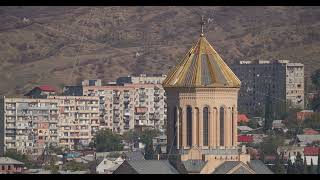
[{"x1": 163, "y1": 20, "x2": 251, "y2": 173}]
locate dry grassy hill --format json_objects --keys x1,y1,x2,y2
[{"x1": 0, "y1": 6, "x2": 319, "y2": 96}]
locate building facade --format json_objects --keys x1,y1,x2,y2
[
  {"x1": 0, "y1": 97, "x2": 59, "y2": 155},
  {"x1": 82, "y1": 83, "x2": 166, "y2": 134},
  {"x1": 47, "y1": 96, "x2": 100, "y2": 150},
  {"x1": 0, "y1": 96, "x2": 99, "y2": 155},
  {"x1": 230, "y1": 60, "x2": 304, "y2": 116},
  {"x1": 116, "y1": 74, "x2": 167, "y2": 85}
]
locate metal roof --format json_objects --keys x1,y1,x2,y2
[
  {"x1": 212, "y1": 161, "x2": 241, "y2": 174},
  {"x1": 127, "y1": 160, "x2": 179, "y2": 174},
  {"x1": 248, "y1": 160, "x2": 274, "y2": 174},
  {"x1": 163, "y1": 35, "x2": 240, "y2": 88},
  {"x1": 0, "y1": 157, "x2": 24, "y2": 165}
]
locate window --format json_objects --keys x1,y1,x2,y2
[
  {"x1": 173, "y1": 107, "x2": 177, "y2": 147},
  {"x1": 232, "y1": 107, "x2": 234, "y2": 146},
  {"x1": 203, "y1": 107, "x2": 209, "y2": 146},
  {"x1": 2, "y1": 166, "x2": 4, "y2": 170},
  {"x1": 187, "y1": 106, "x2": 192, "y2": 147},
  {"x1": 220, "y1": 107, "x2": 224, "y2": 146}
]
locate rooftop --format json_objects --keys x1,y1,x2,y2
[
  {"x1": 0, "y1": 157, "x2": 24, "y2": 165},
  {"x1": 37, "y1": 85, "x2": 56, "y2": 92},
  {"x1": 163, "y1": 35, "x2": 240, "y2": 88}
]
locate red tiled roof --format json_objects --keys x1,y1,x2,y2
[
  {"x1": 238, "y1": 135, "x2": 253, "y2": 143},
  {"x1": 238, "y1": 114, "x2": 249, "y2": 123},
  {"x1": 37, "y1": 85, "x2": 56, "y2": 92},
  {"x1": 303, "y1": 128, "x2": 319, "y2": 135},
  {"x1": 304, "y1": 147, "x2": 320, "y2": 156}
]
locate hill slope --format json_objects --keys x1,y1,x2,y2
[{"x1": 0, "y1": 6, "x2": 319, "y2": 96}]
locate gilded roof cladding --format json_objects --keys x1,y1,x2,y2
[{"x1": 163, "y1": 35, "x2": 241, "y2": 88}]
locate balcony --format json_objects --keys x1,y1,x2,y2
[
  {"x1": 124, "y1": 124, "x2": 130, "y2": 129},
  {"x1": 154, "y1": 97, "x2": 160, "y2": 102},
  {"x1": 124, "y1": 93, "x2": 130, "y2": 98},
  {"x1": 154, "y1": 91, "x2": 160, "y2": 96},
  {"x1": 124, "y1": 98, "x2": 130, "y2": 104},
  {"x1": 135, "y1": 107, "x2": 147, "y2": 114},
  {"x1": 114, "y1": 117, "x2": 120, "y2": 123},
  {"x1": 113, "y1": 98, "x2": 120, "y2": 104}
]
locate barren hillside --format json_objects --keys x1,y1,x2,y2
[{"x1": 0, "y1": 6, "x2": 319, "y2": 96}]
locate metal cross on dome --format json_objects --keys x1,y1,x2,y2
[{"x1": 200, "y1": 15, "x2": 206, "y2": 36}]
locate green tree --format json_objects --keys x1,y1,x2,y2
[
  {"x1": 62, "y1": 160, "x2": 87, "y2": 171},
  {"x1": 264, "y1": 88, "x2": 274, "y2": 132},
  {"x1": 318, "y1": 150, "x2": 320, "y2": 174},
  {"x1": 140, "y1": 129, "x2": 161, "y2": 145},
  {"x1": 274, "y1": 153, "x2": 285, "y2": 174},
  {"x1": 294, "y1": 152, "x2": 304, "y2": 174},
  {"x1": 311, "y1": 69, "x2": 320, "y2": 90},
  {"x1": 94, "y1": 129, "x2": 123, "y2": 152},
  {"x1": 261, "y1": 135, "x2": 285, "y2": 155},
  {"x1": 4, "y1": 149, "x2": 39, "y2": 169},
  {"x1": 308, "y1": 158, "x2": 314, "y2": 174},
  {"x1": 287, "y1": 155, "x2": 293, "y2": 174},
  {"x1": 122, "y1": 129, "x2": 140, "y2": 150},
  {"x1": 44, "y1": 157, "x2": 59, "y2": 174},
  {"x1": 144, "y1": 142, "x2": 155, "y2": 160},
  {"x1": 303, "y1": 156, "x2": 308, "y2": 174},
  {"x1": 248, "y1": 120, "x2": 258, "y2": 129},
  {"x1": 155, "y1": 144, "x2": 162, "y2": 155}
]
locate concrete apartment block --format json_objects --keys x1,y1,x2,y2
[
  {"x1": 0, "y1": 96, "x2": 100, "y2": 155},
  {"x1": 83, "y1": 83, "x2": 167, "y2": 134},
  {"x1": 230, "y1": 60, "x2": 304, "y2": 116},
  {"x1": 0, "y1": 97, "x2": 60, "y2": 155},
  {"x1": 47, "y1": 96, "x2": 99, "y2": 150}
]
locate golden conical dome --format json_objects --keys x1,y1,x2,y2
[{"x1": 163, "y1": 35, "x2": 241, "y2": 88}]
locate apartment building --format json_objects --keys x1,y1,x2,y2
[
  {"x1": 0, "y1": 97, "x2": 59, "y2": 156},
  {"x1": 0, "y1": 96, "x2": 99, "y2": 155},
  {"x1": 47, "y1": 96, "x2": 99, "y2": 150},
  {"x1": 83, "y1": 83, "x2": 166, "y2": 134},
  {"x1": 116, "y1": 74, "x2": 167, "y2": 85},
  {"x1": 230, "y1": 60, "x2": 304, "y2": 116}
]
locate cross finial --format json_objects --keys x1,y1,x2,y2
[{"x1": 200, "y1": 15, "x2": 205, "y2": 37}]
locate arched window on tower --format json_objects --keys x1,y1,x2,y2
[
  {"x1": 220, "y1": 107, "x2": 224, "y2": 146},
  {"x1": 173, "y1": 106, "x2": 177, "y2": 148},
  {"x1": 187, "y1": 106, "x2": 192, "y2": 147},
  {"x1": 203, "y1": 107, "x2": 209, "y2": 146},
  {"x1": 231, "y1": 107, "x2": 234, "y2": 146},
  {"x1": 179, "y1": 107, "x2": 182, "y2": 148}
]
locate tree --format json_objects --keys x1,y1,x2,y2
[
  {"x1": 318, "y1": 150, "x2": 320, "y2": 174},
  {"x1": 155, "y1": 144, "x2": 162, "y2": 155},
  {"x1": 122, "y1": 129, "x2": 140, "y2": 150},
  {"x1": 62, "y1": 160, "x2": 87, "y2": 171},
  {"x1": 309, "y1": 158, "x2": 314, "y2": 174},
  {"x1": 94, "y1": 129, "x2": 123, "y2": 152},
  {"x1": 44, "y1": 157, "x2": 59, "y2": 174},
  {"x1": 264, "y1": 88, "x2": 274, "y2": 132},
  {"x1": 303, "y1": 156, "x2": 308, "y2": 174},
  {"x1": 248, "y1": 120, "x2": 258, "y2": 129},
  {"x1": 274, "y1": 153, "x2": 285, "y2": 174},
  {"x1": 144, "y1": 141, "x2": 155, "y2": 160},
  {"x1": 294, "y1": 152, "x2": 304, "y2": 174},
  {"x1": 311, "y1": 69, "x2": 320, "y2": 90},
  {"x1": 140, "y1": 129, "x2": 161, "y2": 145},
  {"x1": 4, "y1": 149, "x2": 39, "y2": 169},
  {"x1": 261, "y1": 135, "x2": 285, "y2": 155},
  {"x1": 287, "y1": 155, "x2": 293, "y2": 174}
]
